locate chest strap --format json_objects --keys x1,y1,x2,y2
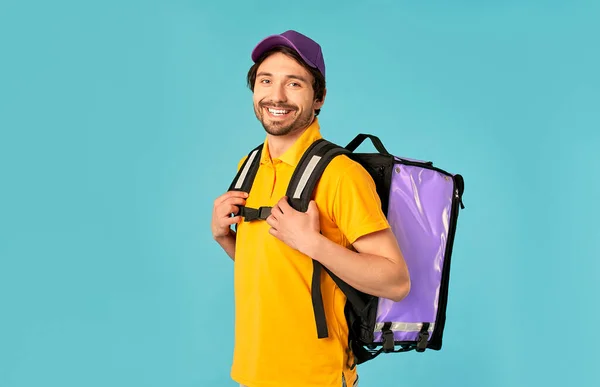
[{"x1": 239, "y1": 206, "x2": 272, "y2": 221}]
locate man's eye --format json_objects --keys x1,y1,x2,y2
[{"x1": 260, "y1": 79, "x2": 270, "y2": 84}]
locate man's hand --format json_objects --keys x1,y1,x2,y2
[
  {"x1": 266, "y1": 196, "x2": 321, "y2": 254},
  {"x1": 211, "y1": 190, "x2": 248, "y2": 240}
]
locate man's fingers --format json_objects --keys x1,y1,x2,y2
[
  {"x1": 266, "y1": 214, "x2": 278, "y2": 228},
  {"x1": 268, "y1": 227, "x2": 280, "y2": 239},
  {"x1": 214, "y1": 190, "x2": 248, "y2": 207},
  {"x1": 217, "y1": 215, "x2": 241, "y2": 228},
  {"x1": 270, "y1": 205, "x2": 281, "y2": 219},
  {"x1": 212, "y1": 191, "x2": 250, "y2": 227},
  {"x1": 226, "y1": 196, "x2": 247, "y2": 206},
  {"x1": 277, "y1": 196, "x2": 292, "y2": 211},
  {"x1": 226, "y1": 204, "x2": 242, "y2": 217},
  {"x1": 217, "y1": 198, "x2": 246, "y2": 218},
  {"x1": 222, "y1": 215, "x2": 242, "y2": 226}
]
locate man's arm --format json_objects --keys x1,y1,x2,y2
[
  {"x1": 313, "y1": 160, "x2": 410, "y2": 302},
  {"x1": 211, "y1": 156, "x2": 247, "y2": 261},
  {"x1": 265, "y1": 160, "x2": 410, "y2": 301},
  {"x1": 214, "y1": 228, "x2": 237, "y2": 261},
  {"x1": 303, "y1": 228, "x2": 410, "y2": 302}
]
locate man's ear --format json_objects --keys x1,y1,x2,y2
[{"x1": 315, "y1": 88, "x2": 327, "y2": 109}]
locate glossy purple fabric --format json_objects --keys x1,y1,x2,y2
[{"x1": 372, "y1": 161, "x2": 455, "y2": 343}]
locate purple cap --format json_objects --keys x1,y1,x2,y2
[{"x1": 251, "y1": 30, "x2": 325, "y2": 79}]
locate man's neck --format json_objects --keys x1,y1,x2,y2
[
  {"x1": 266, "y1": 118, "x2": 315, "y2": 160},
  {"x1": 267, "y1": 131, "x2": 303, "y2": 160}
]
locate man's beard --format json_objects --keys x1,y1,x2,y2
[{"x1": 254, "y1": 101, "x2": 314, "y2": 137}]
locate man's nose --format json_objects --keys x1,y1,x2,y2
[{"x1": 270, "y1": 82, "x2": 286, "y2": 102}]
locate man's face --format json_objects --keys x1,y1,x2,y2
[{"x1": 252, "y1": 52, "x2": 324, "y2": 137}]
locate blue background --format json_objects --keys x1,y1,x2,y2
[{"x1": 1, "y1": 0, "x2": 598, "y2": 386}]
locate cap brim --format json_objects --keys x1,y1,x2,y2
[{"x1": 251, "y1": 34, "x2": 317, "y2": 69}]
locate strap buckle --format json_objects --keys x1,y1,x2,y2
[
  {"x1": 416, "y1": 322, "x2": 430, "y2": 352},
  {"x1": 258, "y1": 206, "x2": 272, "y2": 219},
  {"x1": 382, "y1": 328, "x2": 394, "y2": 353},
  {"x1": 242, "y1": 206, "x2": 272, "y2": 222}
]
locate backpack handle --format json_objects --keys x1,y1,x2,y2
[{"x1": 345, "y1": 133, "x2": 391, "y2": 155}]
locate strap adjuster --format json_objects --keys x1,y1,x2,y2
[
  {"x1": 258, "y1": 206, "x2": 271, "y2": 219},
  {"x1": 416, "y1": 322, "x2": 430, "y2": 352},
  {"x1": 241, "y1": 206, "x2": 272, "y2": 222},
  {"x1": 382, "y1": 330, "x2": 394, "y2": 352},
  {"x1": 381, "y1": 322, "x2": 394, "y2": 353}
]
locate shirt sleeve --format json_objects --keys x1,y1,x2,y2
[{"x1": 332, "y1": 161, "x2": 390, "y2": 244}]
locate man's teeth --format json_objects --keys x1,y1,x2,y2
[{"x1": 268, "y1": 108, "x2": 289, "y2": 116}]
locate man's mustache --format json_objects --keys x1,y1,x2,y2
[{"x1": 259, "y1": 101, "x2": 297, "y2": 110}]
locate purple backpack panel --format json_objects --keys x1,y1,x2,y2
[{"x1": 373, "y1": 159, "x2": 458, "y2": 344}]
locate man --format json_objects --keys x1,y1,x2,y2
[{"x1": 211, "y1": 30, "x2": 410, "y2": 387}]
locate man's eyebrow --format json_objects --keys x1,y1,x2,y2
[{"x1": 256, "y1": 72, "x2": 309, "y2": 83}]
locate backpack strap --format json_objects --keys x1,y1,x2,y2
[
  {"x1": 286, "y1": 139, "x2": 350, "y2": 211},
  {"x1": 289, "y1": 137, "x2": 391, "y2": 354},
  {"x1": 228, "y1": 143, "x2": 262, "y2": 193},
  {"x1": 284, "y1": 139, "x2": 358, "y2": 339},
  {"x1": 228, "y1": 143, "x2": 273, "y2": 222}
]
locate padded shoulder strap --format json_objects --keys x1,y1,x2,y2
[
  {"x1": 285, "y1": 139, "x2": 350, "y2": 212},
  {"x1": 284, "y1": 139, "x2": 351, "y2": 339},
  {"x1": 228, "y1": 143, "x2": 266, "y2": 227},
  {"x1": 228, "y1": 143, "x2": 263, "y2": 193}
]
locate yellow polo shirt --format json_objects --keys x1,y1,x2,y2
[{"x1": 230, "y1": 118, "x2": 390, "y2": 387}]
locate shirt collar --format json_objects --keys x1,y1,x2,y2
[{"x1": 260, "y1": 117, "x2": 322, "y2": 167}]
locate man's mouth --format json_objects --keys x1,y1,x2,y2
[{"x1": 264, "y1": 106, "x2": 294, "y2": 118}]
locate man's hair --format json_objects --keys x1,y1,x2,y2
[{"x1": 246, "y1": 46, "x2": 326, "y2": 116}]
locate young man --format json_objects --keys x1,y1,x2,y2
[{"x1": 211, "y1": 30, "x2": 411, "y2": 387}]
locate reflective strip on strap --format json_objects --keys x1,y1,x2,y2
[
  {"x1": 234, "y1": 149, "x2": 259, "y2": 189},
  {"x1": 292, "y1": 155, "x2": 322, "y2": 199},
  {"x1": 374, "y1": 322, "x2": 435, "y2": 333}
]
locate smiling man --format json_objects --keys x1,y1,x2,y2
[{"x1": 210, "y1": 30, "x2": 410, "y2": 387}]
